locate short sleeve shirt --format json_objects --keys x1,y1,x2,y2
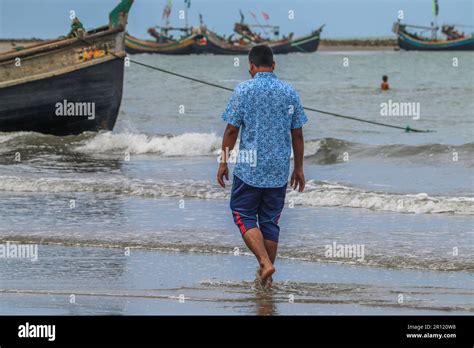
[{"x1": 222, "y1": 72, "x2": 308, "y2": 188}]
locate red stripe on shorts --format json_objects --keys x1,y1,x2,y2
[{"x1": 233, "y1": 212, "x2": 247, "y2": 235}]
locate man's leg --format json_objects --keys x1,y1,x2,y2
[
  {"x1": 230, "y1": 176, "x2": 274, "y2": 284},
  {"x1": 263, "y1": 239, "x2": 278, "y2": 264},
  {"x1": 243, "y1": 227, "x2": 275, "y2": 284},
  {"x1": 258, "y1": 183, "x2": 287, "y2": 280}
]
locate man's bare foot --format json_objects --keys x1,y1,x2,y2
[{"x1": 259, "y1": 263, "x2": 275, "y2": 285}]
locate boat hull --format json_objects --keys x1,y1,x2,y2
[
  {"x1": 193, "y1": 33, "x2": 249, "y2": 55},
  {"x1": 0, "y1": 58, "x2": 124, "y2": 135},
  {"x1": 0, "y1": 0, "x2": 133, "y2": 135},
  {"x1": 195, "y1": 31, "x2": 321, "y2": 55},
  {"x1": 397, "y1": 29, "x2": 474, "y2": 51},
  {"x1": 126, "y1": 29, "x2": 321, "y2": 55},
  {"x1": 125, "y1": 34, "x2": 199, "y2": 54},
  {"x1": 274, "y1": 34, "x2": 320, "y2": 54}
]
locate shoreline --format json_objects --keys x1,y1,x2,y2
[
  {"x1": 0, "y1": 38, "x2": 397, "y2": 54},
  {"x1": 0, "y1": 244, "x2": 472, "y2": 315}
]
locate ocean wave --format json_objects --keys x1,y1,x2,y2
[
  {"x1": 0, "y1": 175, "x2": 472, "y2": 215},
  {"x1": 75, "y1": 132, "x2": 222, "y2": 156},
  {"x1": 0, "y1": 131, "x2": 472, "y2": 162},
  {"x1": 306, "y1": 138, "x2": 474, "y2": 164},
  {"x1": 0, "y1": 175, "x2": 227, "y2": 200},
  {"x1": 0, "y1": 236, "x2": 472, "y2": 272},
  {"x1": 287, "y1": 181, "x2": 474, "y2": 214}
]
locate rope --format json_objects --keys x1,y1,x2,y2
[{"x1": 77, "y1": 36, "x2": 434, "y2": 133}]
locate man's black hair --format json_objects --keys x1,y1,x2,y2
[
  {"x1": 382, "y1": 75, "x2": 388, "y2": 82},
  {"x1": 248, "y1": 45, "x2": 274, "y2": 68}
]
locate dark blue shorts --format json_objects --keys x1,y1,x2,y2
[{"x1": 230, "y1": 175, "x2": 287, "y2": 243}]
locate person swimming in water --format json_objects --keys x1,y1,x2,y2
[{"x1": 381, "y1": 75, "x2": 389, "y2": 91}]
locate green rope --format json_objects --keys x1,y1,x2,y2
[
  {"x1": 77, "y1": 37, "x2": 434, "y2": 133},
  {"x1": 128, "y1": 59, "x2": 434, "y2": 133}
]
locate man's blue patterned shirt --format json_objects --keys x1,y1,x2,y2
[{"x1": 222, "y1": 72, "x2": 308, "y2": 188}]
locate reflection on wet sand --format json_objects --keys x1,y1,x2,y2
[{"x1": 254, "y1": 283, "x2": 278, "y2": 316}]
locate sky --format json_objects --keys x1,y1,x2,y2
[{"x1": 0, "y1": 0, "x2": 473, "y2": 39}]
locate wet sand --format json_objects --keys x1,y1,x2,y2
[{"x1": 0, "y1": 244, "x2": 472, "y2": 315}]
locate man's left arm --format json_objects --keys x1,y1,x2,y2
[
  {"x1": 290, "y1": 90, "x2": 308, "y2": 192},
  {"x1": 291, "y1": 128, "x2": 305, "y2": 192}
]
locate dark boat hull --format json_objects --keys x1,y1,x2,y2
[
  {"x1": 274, "y1": 34, "x2": 320, "y2": 54},
  {"x1": 0, "y1": 0, "x2": 133, "y2": 135},
  {"x1": 394, "y1": 24, "x2": 474, "y2": 51},
  {"x1": 196, "y1": 30, "x2": 321, "y2": 55},
  {"x1": 398, "y1": 34, "x2": 474, "y2": 51},
  {"x1": 0, "y1": 58, "x2": 124, "y2": 136},
  {"x1": 126, "y1": 28, "x2": 321, "y2": 55},
  {"x1": 193, "y1": 35, "x2": 248, "y2": 55}
]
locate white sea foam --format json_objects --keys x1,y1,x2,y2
[
  {"x1": 0, "y1": 132, "x2": 33, "y2": 144},
  {"x1": 287, "y1": 181, "x2": 474, "y2": 214},
  {"x1": 73, "y1": 132, "x2": 323, "y2": 157},
  {"x1": 0, "y1": 176, "x2": 472, "y2": 215},
  {"x1": 75, "y1": 132, "x2": 221, "y2": 156}
]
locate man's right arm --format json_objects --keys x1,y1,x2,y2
[
  {"x1": 290, "y1": 127, "x2": 305, "y2": 192},
  {"x1": 218, "y1": 84, "x2": 245, "y2": 188},
  {"x1": 217, "y1": 124, "x2": 239, "y2": 188}
]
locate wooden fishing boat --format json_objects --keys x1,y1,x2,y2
[
  {"x1": 194, "y1": 26, "x2": 323, "y2": 55},
  {"x1": 273, "y1": 28, "x2": 323, "y2": 54},
  {"x1": 233, "y1": 22, "x2": 324, "y2": 54},
  {"x1": 393, "y1": 1, "x2": 473, "y2": 51},
  {"x1": 192, "y1": 29, "x2": 251, "y2": 55},
  {"x1": 125, "y1": 32, "x2": 201, "y2": 55},
  {"x1": 147, "y1": 27, "x2": 174, "y2": 43},
  {"x1": 0, "y1": 0, "x2": 133, "y2": 136},
  {"x1": 393, "y1": 22, "x2": 474, "y2": 51},
  {"x1": 127, "y1": 19, "x2": 323, "y2": 55}
]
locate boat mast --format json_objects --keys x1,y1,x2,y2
[
  {"x1": 432, "y1": 0, "x2": 439, "y2": 39},
  {"x1": 184, "y1": 0, "x2": 191, "y2": 33},
  {"x1": 161, "y1": 0, "x2": 172, "y2": 36}
]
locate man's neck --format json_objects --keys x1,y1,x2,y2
[{"x1": 255, "y1": 69, "x2": 273, "y2": 74}]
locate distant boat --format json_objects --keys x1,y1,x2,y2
[
  {"x1": 125, "y1": 4, "x2": 323, "y2": 55},
  {"x1": 0, "y1": 0, "x2": 134, "y2": 135},
  {"x1": 233, "y1": 20, "x2": 324, "y2": 54},
  {"x1": 196, "y1": 25, "x2": 323, "y2": 55},
  {"x1": 393, "y1": 0, "x2": 474, "y2": 51},
  {"x1": 126, "y1": 24, "x2": 323, "y2": 55},
  {"x1": 393, "y1": 23, "x2": 474, "y2": 51},
  {"x1": 125, "y1": 32, "x2": 201, "y2": 55}
]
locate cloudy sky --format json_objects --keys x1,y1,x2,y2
[{"x1": 0, "y1": 0, "x2": 473, "y2": 39}]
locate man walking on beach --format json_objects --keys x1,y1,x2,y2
[{"x1": 217, "y1": 45, "x2": 307, "y2": 285}]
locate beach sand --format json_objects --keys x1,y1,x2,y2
[{"x1": 0, "y1": 244, "x2": 472, "y2": 315}]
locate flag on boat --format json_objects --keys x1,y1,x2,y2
[
  {"x1": 262, "y1": 11, "x2": 270, "y2": 21},
  {"x1": 162, "y1": 0, "x2": 173, "y2": 19},
  {"x1": 432, "y1": 0, "x2": 439, "y2": 16}
]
